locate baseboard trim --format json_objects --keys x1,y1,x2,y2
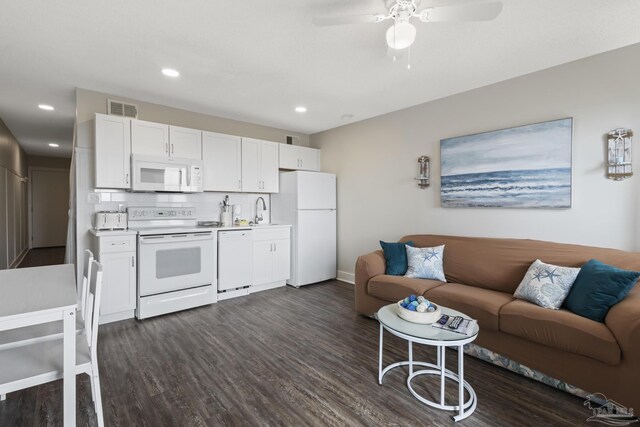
[{"x1": 337, "y1": 271, "x2": 355, "y2": 285}]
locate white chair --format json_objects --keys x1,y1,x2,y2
[
  {"x1": 0, "y1": 250, "x2": 93, "y2": 351},
  {"x1": 0, "y1": 259, "x2": 105, "y2": 426}
]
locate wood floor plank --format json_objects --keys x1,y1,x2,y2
[{"x1": 0, "y1": 262, "x2": 593, "y2": 426}]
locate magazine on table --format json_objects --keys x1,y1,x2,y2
[{"x1": 431, "y1": 315, "x2": 478, "y2": 336}]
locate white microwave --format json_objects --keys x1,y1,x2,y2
[{"x1": 131, "y1": 154, "x2": 203, "y2": 192}]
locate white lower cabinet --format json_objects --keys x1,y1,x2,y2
[
  {"x1": 251, "y1": 227, "x2": 291, "y2": 292},
  {"x1": 92, "y1": 232, "x2": 137, "y2": 324}
]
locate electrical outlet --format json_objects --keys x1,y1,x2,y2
[{"x1": 87, "y1": 192, "x2": 100, "y2": 204}]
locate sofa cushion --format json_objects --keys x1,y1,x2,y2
[
  {"x1": 513, "y1": 259, "x2": 581, "y2": 310},
  {"x1": 564, "y1": 259, "x2": 640, "y2": 322},
  {"x1": 367, "y1": 276, "x2": 443, "y2": 303},
  {"x1": 500, "y1": 300, "x2": 621, "y2": 365},
  {"x1": 425, "y1": 283, "x2": 514, "y2": 331},
  {"x1": 380, "y1": 240, "x2": 414, "y2": 276},
  {"x1": 405, "y1": 245, "x2": 446, "y2": 281}
]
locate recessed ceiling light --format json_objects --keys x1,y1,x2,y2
[
  {"x1": 48, "y1": 143, "x2": 59, "y2": 147},
  {"x1": 341, "y1": 114, "x2": 354, "y2": 121},
  {"x1": 38, "y1": 104, "x2": 54, "y2": 111},
  {"x1": 161, "y1": 68, "x2": 180, "y2": 77},
  {"x1": 295, "y1": 106, "x2": 307, "y2": 113}
]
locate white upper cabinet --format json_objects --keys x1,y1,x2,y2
[
  {"x1": 169, "y1": 126, "x2": 202, "y2": 160},
  {"x1": 279, "y1": 145, "x2": 320, "y2": 171},
  {"x1": 131, "y1": 119, "x2": 169, "y2": 157},
  {"x1": 202, "y1": 132, "x2": 242, "y2": 192},
  {"x1": 260, "y1": 141, "x2": 279, "y2": 193},
  {"x1": 241, "y1": 138, "x2": 279, "y2": 193},
  {"x1": 95, "y1": 113, "x2": 132, "y2": 189},
  {"x1": 241, "y1": 138, "x2": 260, "y2": 192}
]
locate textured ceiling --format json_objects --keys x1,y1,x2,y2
[{"x1": 1, "y1": 0, "x2": 640, "y2": 157}]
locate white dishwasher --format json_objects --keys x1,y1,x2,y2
[{"x1": 218, "y1": 230, "x2": 253, "y2": 293}]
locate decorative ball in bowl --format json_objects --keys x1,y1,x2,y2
[{"x1": 396, "y1": 295, "x2": 442, "y2": 324}]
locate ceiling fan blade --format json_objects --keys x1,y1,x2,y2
[
  {"x1": 313, "y1": 14, "x2": 384, "y2": 27},
  {"x1": 420, "y1": 2, "x2": 503, "y2": 23}
]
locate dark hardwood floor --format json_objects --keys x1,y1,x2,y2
[
  {"x1": 0, "y1": 277, "x2": 592, "y2": 426},
  {"x1": 18, "y1": 247, "x2": 66, "y2": 268}
]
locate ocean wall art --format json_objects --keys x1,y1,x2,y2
[{"x1": 440, "y1": 118, "x2": 572, "y2": 208}]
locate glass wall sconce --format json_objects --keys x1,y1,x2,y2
[
  {"x1": 416, "y1": 155, "x2": 430, "y2": 188},
  {"x1": 607, "y1": 128, "x2": 633, "y2": 180}
]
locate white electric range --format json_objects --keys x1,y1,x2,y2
[{"x1": 128, "y1": 207, "x2": 216, "y2": 319}]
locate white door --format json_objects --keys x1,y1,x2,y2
[
  {"x1": 95, "y1": 114, "x2": 131, "y2": 189},
  {"x1": 6, "y1": 172, "x2": 15, "y2": 263},
  {"x1": 297, "y1": 172, "x2": 336, "y2": 210},
  {"x1": 202, "y1": 132, "x2": 242, "y2": 192},
  {"x1": 260, "y1": 141, "x2": 279, "y2": 193},
  {"x1": 278, "y1": 144, "x2": 300, "y2": 170},
  {"x1": 169, "y1": 126, "x2": 202, "y2": 160},
  {"x1": 31, "y1": 169, "x2": 69, "y2": 248},
  {"x1": 100, "y1": 252, "x2": 136, "y2": 316},
  {"x1": 252, "y1": 241, "x2": 273, "y2": 285},
  {"x1": 298, "y1": 147, "x2": 320, "y2": 171},
  {"x1": 241, "y1": 139, "x2": 260, "y2": 192},
  {"x1": 131, "y1": 119, "x2": 169, "y2": 157},
  {"x1": 272, "y1": 238, "x2": 291, "y2": 282},
  {"x1": 296, "y1": 210, "x2": 336, "y2": 285}
]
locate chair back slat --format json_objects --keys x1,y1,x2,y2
[
  {"x1": 80, "y1": 249, "x2": 94, "y2": 322},
  {"x1": 87, "y1": 260, "x2": 103, "y2": 358}
]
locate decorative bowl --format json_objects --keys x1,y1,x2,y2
[{"x1": 396, "y1": 300, "x2": 442, "y2": 324}]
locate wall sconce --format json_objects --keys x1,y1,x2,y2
[
  {"x1": 607, "y1": 128, "x2": 633, "y2": 180},
  {"x1": 416, "y1": 156, "x2": 430, "y2": 188}
]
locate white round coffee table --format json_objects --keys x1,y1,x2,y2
[{"x1": 376, "y1": 304, "x2": 479, "y2": 422}]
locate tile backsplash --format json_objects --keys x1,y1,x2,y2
[{"x1": 95, "y1": 191, "x2": 270, "y2": 224}]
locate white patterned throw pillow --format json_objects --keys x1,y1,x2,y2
[
  {"x1": 513, "y1": 259, "x2": 580, "y2": 309},
  {"x1": 404, "y1": 245, "x2": 446, "y2": 282}
]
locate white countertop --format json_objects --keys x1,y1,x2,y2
[{"x1": 91, "y1": 223, "x2": 291, "y2": 236}]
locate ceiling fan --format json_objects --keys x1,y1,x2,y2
[{"x1": 314, "y1": 0, "x2": 503, "y2": 50}]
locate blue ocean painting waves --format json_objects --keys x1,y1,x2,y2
[{"x1": 441, "y1": 168, "x2": 571, "y2": 208}]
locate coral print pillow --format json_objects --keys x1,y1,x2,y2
[
  {"x1": 404, "y1": 245, "x2": 446, "y2": 282},
  {"x1": 514, "y1": 259, "x2": 580, "y2": 309}
]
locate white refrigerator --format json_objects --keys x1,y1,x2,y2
[{"x1": 272, "y1": 171, "x2": 337, "y2": 287}]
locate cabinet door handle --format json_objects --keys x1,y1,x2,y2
[
  {"x1": 166, "y1": 143, "x2": 169, "y2": 154},
  {"x1": 270, "y1": 243, "x2": 273, "y2": 252},
  {"x1": 274, "y1": 243, "x2": 276, "y2": 252},
  {"x1": 171, "y1": 144, "x2": 174, "y2": 155},
  {"x1": 125, "y1": 173, "x2": 129, "y2": 184},
  {"x1": 132, "y1": 256, "x2": 135, "y2": 267},
  {"x1": 238, "y1": 179, "x2": 241, "y2": 189}
]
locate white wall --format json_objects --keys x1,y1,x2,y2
[{"x1": 311, "y1": 43, "x2": 640, "y2": 278}]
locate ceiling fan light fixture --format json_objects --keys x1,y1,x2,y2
[{"x1": 386, "y1": 21, "x2": 416, "y2": 50}]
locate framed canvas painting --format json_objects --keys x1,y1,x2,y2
[{"x1": 440, "y1": 118, "x2": 572, "y2": 208}]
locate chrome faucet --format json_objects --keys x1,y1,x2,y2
[{"x1": 255, "y1": 197, "x2": 267, "y2": 224}]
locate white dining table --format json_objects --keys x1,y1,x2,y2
[{"x1": 0, "y1": 264, "x2": 77, "y2": 426}]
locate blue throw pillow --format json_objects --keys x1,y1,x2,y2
[
  {"x1": 563, "y1": 259, "x2": 640, "y2": 322},
  {"x1": 380, "y1": 241, "x2": 414, "y2": 276}
]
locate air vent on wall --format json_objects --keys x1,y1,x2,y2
[{"x1": 107, "y1": 98, "x2": 138, "y2": 118}]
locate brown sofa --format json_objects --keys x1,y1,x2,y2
[{"x1": 355, "y1": 234, "x2": 640, "y2": 409}]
